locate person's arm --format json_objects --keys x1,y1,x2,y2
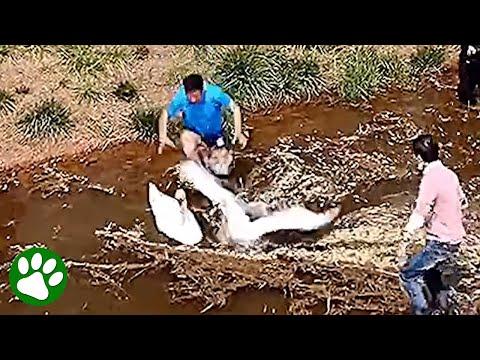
[
  {"x1": 405, "y1": 173, "x2": 437, "y2": 234},
  {"x1": 158, "y1": 91, "x2": 182, "y2": 154},
  {"x1": 216, "y1": 88, "x2": 248, "y2": 149},
  {"x1": 232, "y1": 103, "x2": 246, "y2": 147},
  {"x1": 158, "y1": 109, "x2": 169, "y2": 154}
]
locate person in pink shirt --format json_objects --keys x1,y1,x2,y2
[{"x1": 401, "y1": 134, "x2": 468, "y2": 315}]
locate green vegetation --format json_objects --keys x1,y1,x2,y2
[
  {"x1": 277, "y1": 51, "x2": 326, "y2": 103},
  {"x1": 0, "y1": 45, "x2": 10, "y2": 57},
  {"x1": 73, "y1": 79, "x2": 106, "y2": 104},
  {"x1": 213, "y1": 46, "x2": 280, "y2": 111},
  {"x1": 410, "y1": 46, "x2": 446, "y2": 75},
  {"x1": 0, "y1": 90, "x2": 15, "y2": 113},
  {"x1": 130, "y1": 107, "x2": 160, "y2": 142},
  {"x1": 339, "y1": 47, "x2": 400, "y2": 101},
  {"x1": 57, "y1": 46, "x2": 137, "y2": 77},
  {"x1": 16, "y1": 99, "x2": 74, "y2": 141},
  {"x1": 212, "y1": 45, "x2": 450, "y2": 105}
]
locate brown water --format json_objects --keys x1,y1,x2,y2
[{"x1": 1, "y1": 84, "x2": 479, "y2": 315}]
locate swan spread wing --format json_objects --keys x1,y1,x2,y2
[{"x1": 178, "y1": 160, "x2": 335, "y2": 246}]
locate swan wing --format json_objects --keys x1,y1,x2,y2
[{"x1": 249, "y1": 207, "x2": 333, "y2": 237}]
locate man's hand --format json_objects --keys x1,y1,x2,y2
[
  {"x1": 404, "y1": 222, "x2": 417, "y2": 235},
  {"x1": 234, "y1": 132, "x2": 249, "y2": 150},
  {"x1": 467, "y1": 45, "x2": 478, "y2": 57},
  {"x1": 158, "y1": 139, "x2": 165, "y2": 154},
  {"x1": 231, "y1": 103, "x2": 248, "y2": 150},
  {"x1": 405, "y1": 212, "x2": 424, "y2": 234},
  {"x1": 158, "y1": 137, "x2": 176, "y2": 154},
  {"x1": 397, "y1": 234, "x2": 410, "y2": 268}
]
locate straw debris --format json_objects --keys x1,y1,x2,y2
[{"x1": 29, "y1": 160, "x2": 116, "y2": 199}]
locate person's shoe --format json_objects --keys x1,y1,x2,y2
[
  {"x1": 412, "y1": 306, "x2": 431, "y2": 315},
  {"x1": 431, "y1": 309, "x2": 443, "y2": 315},
  {"x1": 438, "y1": 288, "x2": 456, "y2": 311}
]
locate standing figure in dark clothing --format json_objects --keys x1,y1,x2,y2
[{"x1": 458, "y1": 45, "x2": 480, "y2": 107}]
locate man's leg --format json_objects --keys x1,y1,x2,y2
[
  {"x1": 400, "y1": 241, "x2": 452, "y2": 315},
  {"x1": 180, "y1": 130, "x2": 202, "y2": 161}
]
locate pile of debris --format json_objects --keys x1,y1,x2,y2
[
  {"x1": 354, "y1": 111, "x2": 422, "y2": 145},
  {"x1": 239, "y1": 134, "x2": 411, "y2": 210},
  {"x1": 0, "y1": 170, "x2": 20, "y2": 192},
  {"x1": 3, "y1": 197, "x2": 478, "y2": 314},
  {"x1": 29, "y1": 161, "x2": 116, "y2": 199}
]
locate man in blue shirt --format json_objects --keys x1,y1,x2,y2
[{"x1": 158, "y1": 74, "x2": 248, "y2": 161}]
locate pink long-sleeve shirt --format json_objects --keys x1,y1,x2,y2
[{"x1": 408, "y1": 160, "x2": 467, "y2": 244}]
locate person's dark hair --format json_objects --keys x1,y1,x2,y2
[
  {"x1": 183, "y1": 74, "x2": 204, "y2": 94},
  {"x1": 412, "y1": 134, "x2": 439, "y2": 163}
]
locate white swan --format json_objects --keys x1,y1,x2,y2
[
  {"x1": 179, "y1": 160, "x2": 341, "y2": 246},
  {"x1": 148, "y1": 182, "x2": 203, "y2": 246},
  {"x1": 179, "y1": 160, "x2": 270, "y2": 217}
]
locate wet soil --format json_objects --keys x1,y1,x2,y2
[{"x1": 1, "y1": 80, "x2": 479, "y2": 315}]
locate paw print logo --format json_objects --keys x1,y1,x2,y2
[{"x1": 9, "y1": 247, "x2": 68, "y2": 306}]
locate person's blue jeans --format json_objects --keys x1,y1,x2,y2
[{"x1": 400, "y1": 240, "x2": 459, "y2": 315}]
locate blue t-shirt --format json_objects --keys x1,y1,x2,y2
[{"x1": 167, "y1": 83, "x2": 234, "y2": 140}]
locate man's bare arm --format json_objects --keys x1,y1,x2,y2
[
  {"x1": 158, "y1": 109, "x2": 175, "y2": 154},
  {"x1": 232, "y1": 104, "x2": 248, "y2": 149}
]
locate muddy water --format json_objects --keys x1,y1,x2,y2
[{"x1": 1, "y1": 85, "x2": 479, "y2": 315}]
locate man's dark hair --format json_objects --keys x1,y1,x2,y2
[
  {"x1": 412, "y1": 134, "x2": 439, "y2": 163},
  {"x1": 183, "y1": 74, "x2": 204, "y2": 93}
]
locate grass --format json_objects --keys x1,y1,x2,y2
[
  {"x1": 410, "y1": 46, "x2": 446, "y2": 76},
  {"x1": 338, "y1": 46, "x2": 428, "y2": 101},
  {"x1": 73, "y1": 78, "x2": 106, "y2": 104},
  {"x1": 13, "y1": 46, "x2": 52, "y2": 59},
  {"x1": 134, "y1": 45, "x2": 150, "y2": 60},
  {"x1": 164, "y1": 47, "x2": 213, "y2": 86},
  {"x1": 58, "y1": 46, "x2": 107, "y2": 76},
  {"x1": 16, "y1": 99, "x2": 74, "y2": 141},
  {"x1": 0, "y1": 45, "x2": 10, "y2": 57},
  {"x1": 103, "y1": 46, "x2": 138, "y2": 71},
  {"x1": 221, "y1": 108, "x2": 235, "y2": 143},
  {"x1": 57, "y1": 46, "x2": 137, "y2": 78},
  {"x1": 378, "y1": 52, "x2": 410, "y2": 85},
  {"x1": 277, "y1": 51, "x2": 326, "y2": 103},
  {"x1": 212, "y1": 46, "x2": 285, "y2": 111},
  {"x1": 130, "y1": 107, "x2": 160, "y2": 142},
  {"x1": 0, "y1": 90, "x2": 15, "y2": 114},
  {"x1": 340, "y1": 47, "x2": 389, "y2": 101}
]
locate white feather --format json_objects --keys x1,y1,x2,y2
[{"x1": 148, "y1": 182, "x2": 203, "y2": 246}]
